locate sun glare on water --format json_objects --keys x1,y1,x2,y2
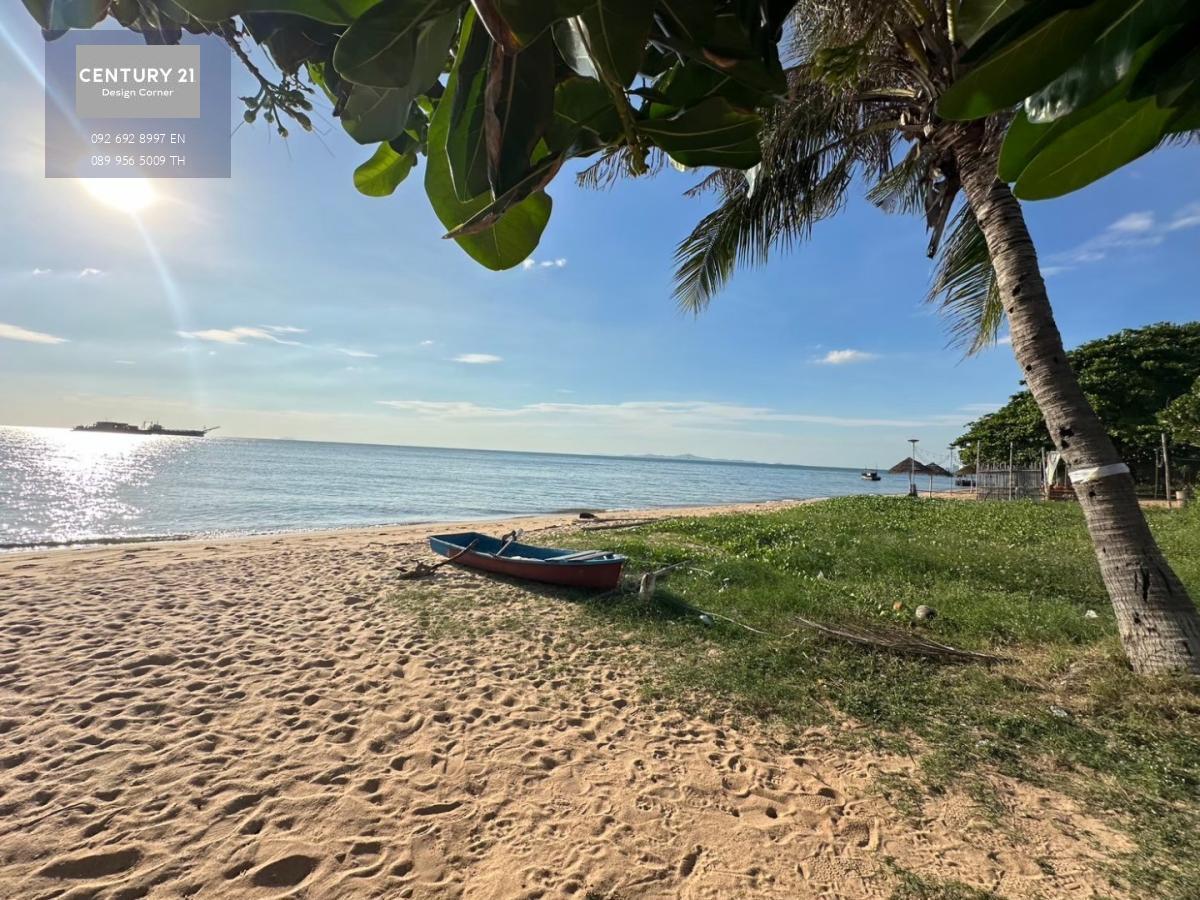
[{"x1": 81, "y1": 178, "x2": 157, "y2": 214}]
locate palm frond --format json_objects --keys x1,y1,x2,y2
[
  {"x1": 866, "y1": 141, "x2": 924, "y2": 214},
  {"x1": 928, "y1": 204, "x2": 1003, "y2": 356}
]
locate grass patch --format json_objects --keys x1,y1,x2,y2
[{"x1": 555, "y1": 497, "x2": 1200, "y2": 898}]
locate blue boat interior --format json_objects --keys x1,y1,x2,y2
[{"x1": 429, "y1": 532, "x2": 625, "y2": 565}]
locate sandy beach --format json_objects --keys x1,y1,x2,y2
[{"x1": 1, "y1": 499, "x2": 1129, "y2": 898}]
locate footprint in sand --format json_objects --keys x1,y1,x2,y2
[{"x1": 250, "y1": 853, "x2": 319, "y2": 888}]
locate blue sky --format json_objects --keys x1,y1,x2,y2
[{"x1": 1, "y1": 10, "x2": 1198, "y2": 468}]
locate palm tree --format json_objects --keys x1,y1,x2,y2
[{"x1": 659, "y1": 0, "x2": 1200, "y2": 673}]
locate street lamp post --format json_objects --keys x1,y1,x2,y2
[{"x1": 908, "y1": 438, "x2": 919, "y2": 498}]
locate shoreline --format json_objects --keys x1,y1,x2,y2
[{"x1": 0, "y1": 496, "x2": 833, "y2": 562}]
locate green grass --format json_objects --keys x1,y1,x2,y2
[{"x1": 553, "y1": 498, "x2": 1200, "y2": 898}]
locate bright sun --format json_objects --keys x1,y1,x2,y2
[{"x1": 81, "y1": 178, "x2": 157, "y2": 214}]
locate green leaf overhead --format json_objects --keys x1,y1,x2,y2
[
  {"x1": 445, "y1": 9, "x2": 494, "y2": 202},
  {"x1": 425, "y1": 9, "x2": 551, "y2": 268},
  {"x1": 555, "y1": 0, "x2": 654, "y2": 88},
  {"x1": 28, "y1": 0, "x2": 798, "y2": 267},
  {"x1": 174, "y1": 0, "x2": 381, "y2": 25},
  {"x1": 1013, "y1": 92, "x2": 1175, "y2": 199},
  {"x1": 485, "y1": 31, "x2": 555, "y2": 194},
  {"x1": 353, "y1": 141, "x2": 416, "y2": 195},
  {"x1": 637, "y1": 96, "x2": 762, "y2": 168},
  {"x1": 21, "y1": 0, "x2": 107, "y2": 29},
  {"x1": 332, "y1": 0, "x2": 459, "y2": 88},
  {"x1": 340, "y1": 83, "x2": 413, "y2": 142},
  {"x1": 939, "y1": 0, "x2": 1129, "y2": 121},
  {"x1": 954, "y1": 0, "x2": 1027, "y2": 48},
  {"x1": 1024, "y1": 0, "x2": 1195, "y2": 123},
  {"x1": 469, "y1": 0, "x2": 590, "y2": 52}
]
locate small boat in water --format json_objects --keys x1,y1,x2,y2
[
  {"x1": 428, "y1": 532, "x2": 626, "y2": 590},
  {"x1": 861, "y1": 469, "x2": 881, "y2": 481}
]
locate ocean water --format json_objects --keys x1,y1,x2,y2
[{"x1": 0, "y1": 426, "x2": 925, "y2": 550}]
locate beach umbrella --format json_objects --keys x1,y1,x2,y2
[{"x1": 924, "y1": 463, "x2": 952, "y2": 477}]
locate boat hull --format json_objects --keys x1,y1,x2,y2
[{"x1": 429, "y1": 532, "x2": 625, "y2": 590}]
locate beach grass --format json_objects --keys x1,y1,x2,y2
[{"x1": 554, "y1": 497, "x2": 1200, "y2": 898}]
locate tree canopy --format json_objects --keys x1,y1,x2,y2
[
  {"x1": 938, "y1": 0, "x2": 1200, "y2": 199},
  {"x1": 955, "y1": 322, "x2": 1200, "y2": 477},
  {"x1": 24, "y1": 0, "x2": 799, "y2": 269}
]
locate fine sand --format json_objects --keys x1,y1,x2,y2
[{"x1": 1, "y1": 500, "x2": 1131, "y2": 898}]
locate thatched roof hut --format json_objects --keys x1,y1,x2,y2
[
  {"x1": 889, "y1": 457, "x2": 934, "y2": 476},
  {"x1": 924, "y1": 462, "x2": 953, "y2": 477}
]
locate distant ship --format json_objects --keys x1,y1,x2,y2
[{"x1": 72, "y1": 421, "x2": 218, "y2": 438}]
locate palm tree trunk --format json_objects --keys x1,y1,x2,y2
[{"x1": 953, "y1": 125, "x2": 1200, "y2": 675}]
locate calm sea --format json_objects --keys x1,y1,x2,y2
[{"x1": 0, "y1": 426, "x2": 923, "y2": 550}]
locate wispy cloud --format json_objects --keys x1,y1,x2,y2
[
  {"x1": 453, "y1": 353, "x2": 503, "y2": 364},
  {"x1": 997, "y1": 334, "x2": 1012, "y2": 345},
  {"x1": 420, "y1": 340, "x2": 435, "y2": 346},
  {"x1": 177, "y1": 326, "x2": 304, "y2": 346},
  {"x1": 78, "y1": 267, "x2": 104, "y2": 278},
  {"x1": 814, "y1": 349, "x2": 877, "y2": 365},
  {"x1": 114, "y1": 359, "x2": 136, "y2": 365},
  {"x1": 520, "y1": 257, "x2": 567, "y2": 271},
  {"x1": 336, "y1": 348, "x2": 377, "y2": 358},
  {"x1": 261, "y1": 325, "x2": 307, "y2": 334},
  {"x1": 31, "y1": 267, "x2": 51, "y2": 276},
  {"x1": 1045, "y1": 203, "x2": 1200, "y2": 274},
  {"x1": 0, "y1": 322, "x2": 68, "y2": 344},
  {"x1": 377, "y1": 399, "x2": 940, "y2": 429}
]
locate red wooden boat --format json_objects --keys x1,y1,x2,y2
[{"x1": 428, "y1": 531, "x2": 626, "y2": 590}]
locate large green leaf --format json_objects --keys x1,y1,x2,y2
[
  {"x1": 469, "y1": 0, "x2": 589, "y2": 51},
  {"x1": 353, "y1": 142, "x2": 416, "y2": 195},
  {"x1": 22, "y1": 0, "x2": 107, "y2": 29},
  {"x1": 425, "y1": 10, "x2": 551, "y2": 268},
  {"x1": 444, "y1": 152, "x2": 564, "y2": 237},
  {"x1": 997, "y1": 107, "x2": 1059, "y2": 182},
  {"x1": 174, "y1": 0, "x2": 380, "y2": 25},
  {"x1": 955, "y1": 0, "x2": 1027, "y2": 48},
  {"x1": 545, "y1": 76, "x2": 621, "y2": 153},
  {"x1": 637, "y1": 96, "x2": 762, "y2": 168},
  {"x1": 341, "y1": 83, "x2": 413, "y2": 142},
  {"x1": 487, "y1": 31, "x2": 555, "y2": 194},
  {"x1": 333, "y1": 0, "x2": 458, "y2": 88},
  {"x1": 445, "y1": 10, "x2": 493, "y2": 201},
  {"x1": 1014, "y1": 94, "x2": 1175, "y2": 199},
  {"x1": 1025, "y1": 0, "x2": 1195, "y2": 123},
  {"x1": 555, "y1": 0, "x2": 653, "y2": 88},
  {"x1": 939, "y1": 0, "x2": 1129, "y2": 121}
]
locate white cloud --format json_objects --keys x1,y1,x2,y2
[
  {"x1": 1109, "y1": 211, "x2": 1154, "y2": 233},
  {"x1": 336, "y1": 348, "x2": 377, "y2": 358},
  {"x1": 814, "y1": 349, "x2": 877, "y2": 365},
  {"x1": 1045, "y1": 205, "x2": 1190, "y2": 274},
  {"x1": 520, "y1": 257, "x2": 567, "y2": 271},
  {"x1": 420, "y1": 340, "x2": 435, "y2": 346},
  {"x1": 0, "y1": 322, "x2": 68, "y2": 345},
  {"x1": 997, "y1": 334, "x2": 1012, "y2": 345},
  {"x1": 31, "y1": 267, "x2": 51, "y2": 276},
  {"x1": 453, "y1": 353, "x2": 503, "y2": 364},
  {"x1": 261, "y1": 325, "x2": 307, "y2": 334},
  {"x1": 1168, "y1": 203, "x2": 1200, "y2": 231},
  {"x1": 177, "y1": 326, "x2": 303, "y2": 346},
  {"x1": 376, "y1": 398, "x2": 934, "y2": 429},
  {"x1": 78, "y1": 267, "x2": 104, "y2": 278},
  {"x1": 114, "y1": 359, "x2": 136, "y2": 365}
]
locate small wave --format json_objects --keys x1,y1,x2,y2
[{"x1": 0, "y1": 533, "x2": 192, "y2": 552}]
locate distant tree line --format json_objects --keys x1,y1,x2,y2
[{"x1": 955, "y1": 322, "x2": 1200, "y2": 484}]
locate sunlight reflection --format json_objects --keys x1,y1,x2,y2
[{"x1": 0, "y1": 427, "x2": 186, "y2": 547}]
